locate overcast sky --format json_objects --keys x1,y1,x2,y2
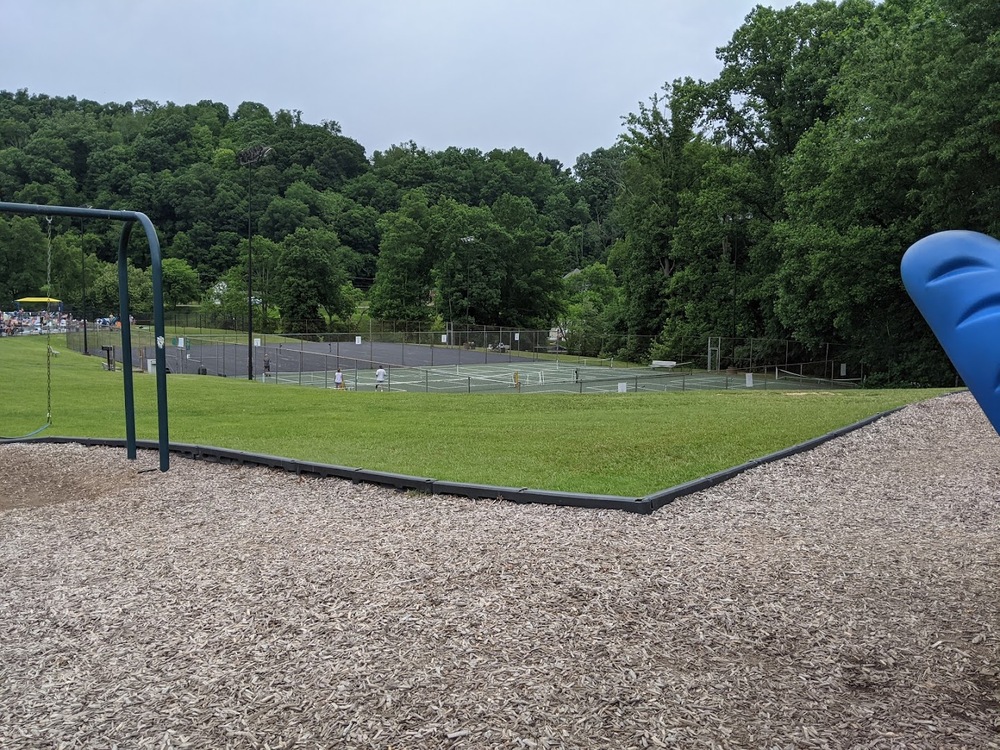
[{"x1": 1, "y1": 1, "x2": 796, "y2": 167}]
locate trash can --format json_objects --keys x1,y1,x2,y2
[{"x1": 198, "y1": 366, "x2": 207, "y2": 375}]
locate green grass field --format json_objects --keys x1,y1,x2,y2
[{"x1": 0, "y1": 336, "x2": 955, "y2": 496}]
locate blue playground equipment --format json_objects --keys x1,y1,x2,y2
[{"x1": 902, "y1": 230, "x2": 1000, "y2": 434}]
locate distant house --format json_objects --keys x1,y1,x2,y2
[{"x1": 547, "y1": 325, "x2": 568, "y2": 353}]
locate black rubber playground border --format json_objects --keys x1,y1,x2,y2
[{"x1": 4, "y1": 408, "x2": 902, "y2": 515}]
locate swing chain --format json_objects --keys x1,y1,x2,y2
[{"x1": 1, "y1": 215, "x2": 57, "y2": 439}]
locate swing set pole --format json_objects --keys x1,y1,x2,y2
[{"x1": 0, "y1": 202, "x2": 170, "y2": 472}]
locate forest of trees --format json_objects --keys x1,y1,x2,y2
[{"x1": 0, "y1": 0, "x2": 996, "y2": 385}]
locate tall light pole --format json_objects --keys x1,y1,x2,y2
[
  {"x1": 238, "y1": 145, "x2": 272, "y2": 381},
  {"x1": 80, "y1": 205, "x2": 93, "y2": 355},
  {"x1": 460, "y1": 236, "x2": 476, "y2": 322},
  {"x1": 81, "y1": 221, "x2": 89, "y2": 356}
]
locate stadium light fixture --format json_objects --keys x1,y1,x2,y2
[{"x1": 238, "y1": 145, "x2": 273, "y2": 381}]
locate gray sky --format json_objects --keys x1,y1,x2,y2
[{"x1": 1, "y1": 1, "x2": 795, "y2": 167}]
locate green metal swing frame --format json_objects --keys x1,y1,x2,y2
[{"x1": 0, "y1": 202, "x2": 170, "y2": 471}]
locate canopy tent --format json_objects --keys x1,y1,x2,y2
[{"x1": 15, "y1": 297, "x2": 61, "y2": 303}]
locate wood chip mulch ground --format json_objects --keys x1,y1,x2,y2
[{"x1": 1, "y1": 392, "x2": 998, "y2": 749}]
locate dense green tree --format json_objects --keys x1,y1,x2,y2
[
  {"x1": 613, "y1": 79, "x2": 706, "y2": 360},
  {"x1": 685, "y1": 0, "x2": 881, "y2": 367},
  {"x1": 561, "y1": 263, "x2": 620, "y2": 356},
  {"x1": 273, "y1": 227, "x2": 351, "y2": 332},
  {"x1": 0, "y1": 88, "x2": 593, "y2": 336},
  {"x1": 430, "y1": 194, "x2": 564, "y2": 328},
  {"x1": 761, "y1": 0, "x2": 1000, "y2": 382},
  {"x1": 430, "y1": 201, "x2": 496, "y2": 325},
  {"x1": 161, "y1": 258, "x2": 201, "y2": 310},
  {"x1": 323, "y1": 195, "x2": 380, "y2": 285},
  {"x1": 205, "y1": 235, "x2": 283, "y2": 331},
  {"x1": 0, "y1": 217, "x2": 47, "y2": 306},
  {"x1": 369, "y1": 190, "x2": 438, "y2": 322},
  {"x1": 199, "y1": 266, "x2": 247, "y2": 324},
  {"x1": 657, "y1": 144, "x2": 754, "y2": 352},
  {"x1": 490, "y1": 194, "x2": 565, "y2": 328},
  {"x1": 573, "y1": 146, "x2": 627, "y2": 262},
  {"x1": 258, "y1": 195, "x2": 315, "y2": 241},
  {"x1": 426, "y1": 147, "x2": 485, "y2": 204},
  {"x1": 89, "y1": 259, "x2": 153, "y2": 315},
  {"x1": 269, "y1": 114, "x2": 368, "y2": 191},
  {"x1": 223, "y1": 102, "x2": 276, "y2": 151},
  {"x1": 370, "y1": 142, "x2": 438, "y2": 195},
  {"x1": 341, "y1": 170, "x2": 401, "y2": 214},
  {"x1": 712, "y1": 0, "x2": 875, "y2": 158}
]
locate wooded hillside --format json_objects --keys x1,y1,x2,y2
[{"x1": 1, "y1": 0, "x2": 995, "y2": 385}]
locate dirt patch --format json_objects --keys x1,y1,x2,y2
[{"x1": 0, "y1": 443, "x2": 135, "y2": 510}]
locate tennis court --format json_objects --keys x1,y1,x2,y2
[
  {"x1": 85, "y1": 332, "x2": 857, "y2": 393},
  {"x1": 260, "y1": 356, "x2": 635, "y2": 392},
  {"x1": 163, "y1": 337, "x2": 548, "y2": 379},
  {"x1": 263, "y1": 359, "x2": 856, "y2": 394}
]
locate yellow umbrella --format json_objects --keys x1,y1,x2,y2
[{"x1": 15, "y1": 297, "x2": 61, "y2": 303}]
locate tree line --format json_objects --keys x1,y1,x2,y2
[{"x1": 0, "y1": 0, "x2": 995, "y2": 384}]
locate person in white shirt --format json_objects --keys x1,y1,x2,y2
[{"x1": 375, "y1": 365, "x2": 387, "y2": 391}]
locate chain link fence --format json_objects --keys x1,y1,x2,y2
[
  {"x1": 64, "y1": 311, "x2": 858, "y2": 379},
  {"x1": 63, "y1": 318, "x2": 860, "y2": 393}
]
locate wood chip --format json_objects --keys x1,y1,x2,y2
[{"x1": 1, "y1": 392, "x2": 998, "y2": 747}]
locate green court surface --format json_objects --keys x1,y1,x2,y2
[{"x1": 260, "y1": 361, "x2": 853, "y2": 395}]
